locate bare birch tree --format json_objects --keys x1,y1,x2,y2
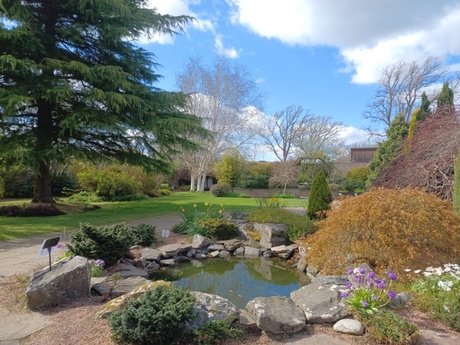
[
  {"x1": 175, "y1": 56, "x2": 263, "y2": 191},
  {"x1": 363, "y1": 57, "x2": 446, "y2": 136}
]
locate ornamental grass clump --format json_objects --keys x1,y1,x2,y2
[
  {"x1": 303, "y1": 187, "x2": 460, "y2": 278},
  {"x1": 173, "y1": 203, "x2": 226, "y2": 237},
  {"x1": 410, "y1": 263, "x2": 460, "y2": 331},
  {"x1": 341, "y1": 266, "x2": 398, "y2": 315}
]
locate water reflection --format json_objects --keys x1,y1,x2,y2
[{"x1": 150, "y1": 257, "x2": 309, "y2": 309}]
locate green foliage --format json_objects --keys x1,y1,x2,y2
[
  {"x1": 454, "y1": 148, "x2": 460, "y2": 215},
  {"x1": 239, "y1": 175, "x2": 269, "y2": 188},
  {"x1": 110, "y1": 193, "x2": 149, "y2": 202},
  {"x1": 368, "y1": 114, "x2": 408, "y2": 187},
  {"x1": 67, "y1": 191, "x2": 103, "y2": 203},
  {"x1": 0, "y1": 1, "x2": 205, "y2": 203},
  {"x1": 191, "y1": 320, "x2": 243, "y2": 345},
  {"x1": 131, "y1": 224, "x2": 157, "y2": 247},
  {"x1": 210, "y1": 183, "x2": 231, "y2": 197},
  {"x1": 410, "y1": 264, "x2": 460, "y2": 331},
  {"x1": 271, "y1": 193, "x2": 295, "y2": 198},
  {"x1": 67, "y1": 223, "x2": 136, "y2": 267},
  {"x1": 160, "y1": 183, "x2": 170, "y2": 190},
  {"x1": 173, "y1": 203, "x2": 225, "y2": 236},
  {"x1": 419, "y1": 91, "x2": 431, "y2": 121},
  {"x1": 159, "y1": 189, "x2": 172, "y2": 196},
  {"x1": 255, "y1": 197, "x2": 287, "y2": 209},
  {"x1": 196, "y1": 218, "x2": 240, "y2": 240},
  {"x1": 347, "y1": 166, "x2": 370, "y2": 184},
  {"x1": 307, "y1": 170, "x2": 333, "y2": 219},
  {"x1": 0, "y1": 177, "x2": 4, "y2": 198},
  {"x1": 109, "y1": 286, "x2": 196, "y2": 345},
  {"x1": 357, "y1": 309, "x2": 418, "y2": 345},
  {"x1": 221, "y1": 192, "x2": 249, "y2": 198},
  {"x1": 0, "y1": 204, "x2": 64, "y2": 217},
  {"x1": 437, "y1": 81, "x2": 454, "y2": 108},
  {"x1": 248, "y1": 208, "x2": 315, "y2": 241},
  {"x1": 304, "y1": 187, "x2": 460, "y2": 278},
  {"x1": 214, "y1": 149, "x2": 246, "y2": 188},
  {"x1": 339, "y1": 179, "x2": 360, "y2": 193}
]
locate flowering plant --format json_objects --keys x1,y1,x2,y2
[
  {"x1": 341, "y1": 266, "x2": 398, "y2": 315},
  {"x1": 173, "y1": 203, "x2": 225, "y2": 236},
  {"x1": 90, "y1": 258, "x2": 105, "y2": 277}
]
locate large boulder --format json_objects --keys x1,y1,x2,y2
[
  {"x1": 188, "y1": 292, "x2": 238, "y2": 329},
  {"x1": 141, "y1": 248, "x2": 161, "y2": 261},
  {"x1": 255, "y1": 223, "x2": 290, "y2": 248},
  {"x1": 157, "y1": 243, "x2": 192, "y2": 259},
  {"x1": 191, "y1": 234, "x2": 211, "y2": 249},
  {"x1": 245, "y1": 296, "x2": 306, "y2": 334},
  {"x1": 109, "y1": 262, "x2": 149, "y2": 278},
  {"x1": 290, "y1": 278, "x2": 349, "y2": 323},
  {"x1": 92, "y1": 276, "x2": 150, "y2": 298},
  {"x1": 26, "y1": 256, "x2": 91, "y2": 309}
]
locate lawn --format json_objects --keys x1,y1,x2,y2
[{"x1": 0, "y1": 192, "x2": 307, "y2": 241}]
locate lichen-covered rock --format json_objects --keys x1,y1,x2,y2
[
  {"x1": 96, "y1": 280, "x2": 171, "y2": 318},
  {"x1": 245, "y1": 296, "x2": 306, "y2": 334},
  {"x1": 26, "y1": 256, "x2": 91, "y2": 309},
  {"x1": 188, "y1": 292, "x2": 238, "y2": 329},
  {"x1": 191, "y1": 234, "x2": 211, "y2": 249},
  {"x1": 255, "y1": 223, "x2": 290, "y2": 248}
]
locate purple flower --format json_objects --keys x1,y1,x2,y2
[
  {"x1": 341, "y1": 291, "x2": 350, "y2": 298},
  {"x1": 358, "y1": 267, "x2": 366, "y2": 274},
  {"x1": 387, "y1": 290, "x2": 397, "y2": 300},
  {"x1": 368, "y1": 281, "x2": 374, "y2": 288},
  {"x1": 371, "y1": 295, "x2": 378, "y2": 301},
  {"x1": 361, "y1": 301, "x2": 369, "y2": 308},
  {"x1": 345, "y1": 282, "x2": 352, "y2": 289},
  {"x1": 388, "y1": 272, "x2": 397, "y2": 281},
  {"x1": 367, "y1": 271, "x2": 376, "y2": 279},
  {"x1": 95, "y1": 259, "x2": 105, "y2": 268},
  {"x1": 377, "y1": 282, "x2": 387, "y2": 289},
  {"x1": 56, "y1": 243, "x2": 63, "y2": 249},
  {"x1": 347, "y1": 268, "x2": 353, "y2": 275},
  {"x1": 374, "y1": 277, "x2": 382, "y2": 284}
]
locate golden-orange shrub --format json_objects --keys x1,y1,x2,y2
[{"x1": 303, "y1": 187, "x2": 460, "y2": 280}]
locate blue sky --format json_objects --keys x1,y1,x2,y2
[{"x1": 139, "y1": 0, "x2": 460, "y2": 146}]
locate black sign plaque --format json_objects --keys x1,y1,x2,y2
[{"x1": 37, "y1": 236, "x2": 60, "y2": 271}]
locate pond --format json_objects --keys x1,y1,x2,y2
[{"x1": 150, "y1": 257, "x2": 310, "y2": 309}]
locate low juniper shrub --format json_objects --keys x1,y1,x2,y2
[{"x1": 131, "y1": 223, "x2": 157, "y2": 247}]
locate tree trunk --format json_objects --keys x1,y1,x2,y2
[
  {"x1": 190, "y1": 174, "x2": 196, "y2": 192},
  {"x1": 199, "y1": 174, "x2": 206, "y2": 192},
  {"x1": 32, "y1": 161, "x2": 54, "y2": 203}
]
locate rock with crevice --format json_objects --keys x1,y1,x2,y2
[
  {"x1": 188, "y1": 292, "x2": 238, "y2": 329},
  {"x1": 255, "y1": 223, "x2": 290, "y2": 248}
]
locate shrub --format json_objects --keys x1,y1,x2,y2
[
  {"x1": 0, "y1": 204, "x2": 64, "y2": 217},
  {"x1": 67, "y1": 191, "x2": 103, "y2": 203},
  {"x1": 303, "y1": 187, "x2": 460, "y2": 278},
  {"x1": 271, "y1": 193, "x2": 295, "y2": 198},
  {"x1": 255, "y1": 197, "x2": 287, "y2": 209},
  {"x1": 221, "y1": 192, "x2": 249, "y2": 198},
  {"x1": 239, "y1": 175, "x2": 269, "y2": 189},
  {"x1": 159, "y1": 189, "x2": 172, "y2": 196},
  {"x1": 196, "y1": 218, "x2": 240, "y2": 240},
  {"x1": 179, "y1": 185, "x2": 190, "y2": 191},
  {"x1": 173, "y1": 203, "x2": 225, "y2": 236},
  {"x1": 109, "y1": 286, "x2": 196, "y2": 345},
  {"x1": 131, "y1": 223, "x2": 157, "y2": 247},
  {"x1": 248, "y1": 208, "x2": 315, "y2": 241},
  {"x1": 210, "y1": 183, "x2": 231, "y2": 197},
  {"x1": 0, "y1": 177, "x2": 4, "y2": 198},
  {"x1": 410, "y1": 264, "x2": 460, "y2": 331},
  {"x1": 307, "y1": 170, "x2": 333, "y2": 219},
  {"x1": 159, "y1": 183, "x2": 170, "y2": 189},
  {"x1": 346, "y1": 166, "x2": 370, "y2": 184},
  {"x1": 357, "y1": 309, "x2": 418, "y2": 345},
  {"x1": 67, "y1": 223, "x2": 135, "y2": 267},
  {"x1": 192, "y1": 320, "x2": 242, "y2": 345},
  {"x1": 110, "y1": 193, "x2": 149, "y2": 202},
  {"x1": 454, "y1": 147, "x2": 460, "y2": 215}
]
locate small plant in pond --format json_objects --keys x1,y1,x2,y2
[
  {"x1": 341, "y1": 266, "x2": 398, "y2": 315},
  {"x1": 90, "y1": 259, "x2": 105, "y2": 277},
  {"x1": 409, "y1": 263, "x2": 460, "y2": 331}
]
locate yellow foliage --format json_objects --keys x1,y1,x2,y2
[{"x1": 303, "y1": 187, "x2": 460, "y2": 280}]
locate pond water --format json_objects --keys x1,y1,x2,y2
[{"x1": 150, "y1": 257, "x2": 310, "y2": 309}]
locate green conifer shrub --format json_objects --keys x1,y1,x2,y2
[{"x1": 307, "y1": 170, "x2": 333, "y2": 219}]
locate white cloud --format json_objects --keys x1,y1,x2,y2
[
  {"x1": 338, "y1": 126, "x2": 373, "y2": 146},
  {"x1": 227, "y1": 0, "x2": 460, "y2": 84},
  {"x1": 215, "y1": 36, "x2": 240, "y2": 59}
]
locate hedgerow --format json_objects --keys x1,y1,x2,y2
[{"x1": 303, "y1": 187, "x2": 460, "y2": 279}]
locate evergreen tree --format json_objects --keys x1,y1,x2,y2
[
  {"x1": 437, "y1": 82, "x2": 454, "y2": 109},
  {"x1": 0, "y1": 0, "x2": 206, "y2": 203},
  {"x1": 307, "y1": 170, "x2": 333, "y2": 219},
  {"x1": 367, "y1": 114, "x2": 408, "y2": 187},
  {"x1": 419, "y1": 92, "x2": 431, "y2": 122},
  {"x1": 214, "y1": 149, "x2": 246, "y2": 189}
]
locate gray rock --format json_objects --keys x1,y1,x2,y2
[
  {"x1": 186, "y1": 249, "x2": 196, "y2": 258},
  {"x1": 218, "y1": 250, "x2": 231, "y2": 258},
  {"x1": 160, "y1": 259, "x2": 176, "y2": 266},
  {"x1": 145, "y1": 261, "x2": 160, "y2": 273},
  {"x1": 188, "y1": 292, "x2": 238, "y2": 329},
  {"x1": 333, "y1": 319, "x2": 364, "y2": 335},
  {"x1": 290, "y1": 279, "x2": 349, "y2": 323},
  {"x1": 238, "y1": 222, "x2": 255, "y2": 240},
  {"x1": 390, "y1": 291, "x2": 414, "y2": 309},
  {"x1": 418, "y1": 329, "x2": 460, "y2": 345},
  {"x1": 313, "y1": 275, "x2": 349, "y2": 286},
  {"x1": 174, "y1": 255, "x2": 191, "y2": 263},
  {"x1": 238, "y1": 309, "x2": 258, "y2": 329},
  {"x1": 208, "y1": 244, "x2": 225, "y2": 251},
  {"x1": 245, "y1": 296, "x2": 306, "y2": 334},
  {"x1": 208, "y1": 251, "x2": 220, "y2": 258},
  {"x1": 218, "y1": 239, "x2": 243, "y2": 252},
  {"x1": 271, "y1": 244, "x2": 298, "y2": 259},
  {"x1": 190, "y1": 259, "x2": 203, "y2": 267},
  {"x1": 141, "y1": 248, "x2": 161, "y2": 261},
  {"x1": 191, "y1": 234, "x2": 211, "y2": 249},
  {"x1": 195, "y1": 253, "x2": 208, "y2": 259},
  {"x1": 297, "y1": 257, "x2": 307, "y2": 272},
  {"x1": 244, "y1": 246, "x2": 261, "y2": 257},
  {"x1": 26, "y1": 256, "x2": 91, "y2": 309},
  {"x1": 158, "y1": 244, "x2": 192, "y2": 259},
  {"x1": 233, "y1": 247, "x2": 245, "y2": 256},
  {"x1": 109, "y1": 276, "x2": 150, "y2": 298},
  {"x1": 255, "y1": 223, "x2": 290, "y2": 248},
  {"x1": 110, "y1": 262, "x2": 149, "y2": 278},
  {"x1": 263, "y1": 249, "x2": 274, "y2": 258}
]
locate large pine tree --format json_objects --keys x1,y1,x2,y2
[{"x1": 0, "y1": 0, "x2": 207, "y2": 203}]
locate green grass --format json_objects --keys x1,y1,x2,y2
[{"x1": 0, "y1": 192, "x2": 307, "y2": 241}]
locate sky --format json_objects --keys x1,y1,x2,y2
[{"x1": 138, "y1": 0, "x2": 460, "y2": 151}]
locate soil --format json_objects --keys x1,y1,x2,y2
[{"x1": 1, "y1": 228, "x2": 459, "y2": 345}]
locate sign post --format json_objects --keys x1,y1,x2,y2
[{"x1": 37, "y1": 237, "x2": 60, "y2": 271}]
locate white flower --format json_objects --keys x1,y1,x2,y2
[
  {"x1": 437, "y1": 280, "x2": 453, "y2": 292},
  {"x1": 404, "y1": 269, "x2": 411, "y2": 272},
  {"x1": 414, "y1": 270, "x2": 421, "y2": 274}
]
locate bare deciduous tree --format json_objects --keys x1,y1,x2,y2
[
  {"x1": 257, "y1": 105, "x2": 311, "y2": 162},
  {"x1": 363, "y1": 57, "x2": 446, "y2": 136},
  {"x1": 175, "y1": 56, "x2": 263, "y2": 192},
  {"x1": 269, "y1": 160, "x2": 299, "y2": 194}
]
